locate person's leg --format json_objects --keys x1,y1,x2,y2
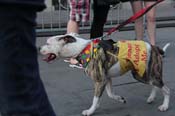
[
  {"x1": 145, "y1": 1, "x2": 156, "y2": 45},
  {"x1": 67, "y1": 20, "x2": 79, "y2": 33},
  {"x1": 90, "y1": 1, "x2": 110, "y2": 39},
  {"x1": 131, "y1": 1, "x2": 144, "y2": 40},
  {"x1": 67, "y1": 0, "x2": 90, "y2": 33},
  {"x1": 67, "y1": 0, "x2": 79, "y2": 33},
  {"x1": 0, "y1": 6, "x2": 56, "y2": 116}
]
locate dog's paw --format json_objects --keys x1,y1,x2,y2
[
  {"x1": 158, "y1": 105, "x2": 169, "y2": 112},
  {"x1": 114, "y1": 96, "x2": 126, "y2": 104},
  {"x1": 82, "y1": 110, "x2": 93, "y2": 116},
  {"x1": 120, "y1": 96, "x2": 127, "y2": 104},
  {"x1": 147, "y1": 97, "x2": 154, "y2": 104}
]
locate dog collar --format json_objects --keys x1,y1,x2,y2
[{"x1": 76, "y1": 39, "x2": 100, "y2": 68}]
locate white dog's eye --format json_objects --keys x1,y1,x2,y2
[
  {"x1": 47, "y1": 46, "x2": 51, "y2": 49},
  {"x1": 47, "y1": 38, "x2": 57, "y2": 44},
  {"x1": 42, "y1": 50, "x2": 46, "y2": 53}
]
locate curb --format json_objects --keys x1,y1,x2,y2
[{"x1": 36, "y1": 16, "x2": 175, "y2": 37}]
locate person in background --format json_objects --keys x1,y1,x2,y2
[
  {"x1": 0, "y1": 0, "x2": 56, "y2": 116},
  {"x1": 131, "y1": 0, "x2": 157, "y2": 45},
  {"x1": 90, "y1": 0, "x2": 110, "y2": 39},
  {"x1": 65, "y1": 0, "x2": 90, "y2": 64},
  {"x1": 90, "y1": 0, "x2": 129, "y2": 39},
  {"x1": 67, "y1": 0, "x2": 90, "y2": 33}
]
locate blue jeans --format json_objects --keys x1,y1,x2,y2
[{"x1": 0, "y1": 5, "x2": 56, "y2": 116}]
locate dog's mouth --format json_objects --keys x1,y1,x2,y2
[{"x1": 43, "y1": 53, "x2": 57, "y2": 62}]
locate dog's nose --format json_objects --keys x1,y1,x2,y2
[
  {"x1": 38, "y1": 46, "x2": 41, "y2": 51},
  {"x1": 37, "y1": 46, "x2": 41, "y2": 54}
]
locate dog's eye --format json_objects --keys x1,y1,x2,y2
[
  {"x1": 47, "y1": 46, "x2": 51, "y2": 49},
  {"x1": 65, "y1": 36, "x2": 76, "y2": 43},
  {"x1": 59, "y1": 35, "x2": 76, "y2": 43}
]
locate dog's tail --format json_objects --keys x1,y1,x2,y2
[
  {"x1": 158, "y1": 43, "x2": 171, "y2": 57},
  {"x1": 162, "y1": 43, "x2": 170, "y2": 53}
]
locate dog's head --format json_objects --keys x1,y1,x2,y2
[{"x1": 40, "y1": 33, "x2": 90, "y2": 62}]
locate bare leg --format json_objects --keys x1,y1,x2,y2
[
  {"x1": 158, "y1": 85, "x2": 170, "y2": 111},
  {"x1": 147, "y1": 86, "x2": 158, "y2": 103},
  {"x1": 131, "y1": 1, "x2": 144, "y2": 40},
  {"x1": 106, "y1": 79, "x2": 126, "y2": 103},
  {"x1": 145, "y1": 1, "x2": 156, "y2": 45},
  {"x1": 67, "y1": 20, "x2": 79, "y2": 33}
]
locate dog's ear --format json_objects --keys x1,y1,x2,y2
[{"x1": 59, "y1": 35, "x2": 76, "y2": 43}]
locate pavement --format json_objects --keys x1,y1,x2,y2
[
  {"x1": 0, "y1": 2, "x2": 174, "y2": 116},
  {"x1": 37, "y1": 27, "x2": 175, "y2": 116}
]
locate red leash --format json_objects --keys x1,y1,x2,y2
[{"x1": 101, "y1": 0, "x2": 164, "y2": 40}]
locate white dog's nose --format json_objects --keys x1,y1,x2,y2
[
  {"x1": 37, "y1": 46, "x2": 42, "y2": 54},
  {"x1": 39, "y1": 46, "x2": 47, "y2": 55},
  {"x1": 38, "y1": 46, "x2": 41, "y2": 51}
]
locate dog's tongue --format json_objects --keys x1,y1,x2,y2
[{"x1": 43, "y1": 53, "x2": 57, "y2": 62}]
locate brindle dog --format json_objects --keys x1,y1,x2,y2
[{"x1": 40, "y1": 33, "x2": 170, "y2": 116}]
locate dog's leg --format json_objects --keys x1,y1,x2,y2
[
  {"x1": 158, "y1": 85, "x2": 170, "y2": 112},
  {"x1": 107, "y1": 62, "x2": 121, "y2": 78},
  {"x1": 106, "y1": 79, "x2": 126, "y2": 103},
  {"x1": 147, "y1": 86, "x2": 159, "y2": 104},
  {"x1": 82, "y1": 96, "x2": 99, "y2": 116},
  {"x1": 82, "y1": 82, "x2": 106, "y2": 116}
]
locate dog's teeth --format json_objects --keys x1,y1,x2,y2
[
  {"x1": 69, "y1": 64, "x2": 83, "y2": 69},
  {"x1": 64, "y1": 59, "x2": 70, "y2": 62}
]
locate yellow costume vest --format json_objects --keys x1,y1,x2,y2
[{"x1": 117, "y1": 40, "x2": 147, "y2": 77}]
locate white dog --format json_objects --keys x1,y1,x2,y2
[{"x1": 40, "y1": 33, "x2": 170, "y2": 116}]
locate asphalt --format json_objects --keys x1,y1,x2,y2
[
  {"x1": 37, "y1": 27, "x2": 175, "y2": 116},
  {"x1": 0, "y1": 2, "x2": 174, "y2": 116}
]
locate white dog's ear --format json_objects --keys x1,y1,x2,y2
[
  {"x1": 47, "y1": 37, "x2": 58, "y2": 44},
  {"x1": 59, "y1": 35, "x2": 76, "y2": 43}
]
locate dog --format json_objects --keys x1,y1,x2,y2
[{"x1": 40, "y1": 33, "x2": 170, "y2": 116}]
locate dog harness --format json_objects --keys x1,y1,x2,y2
[
  {"x1": 116, "y1": 40, "x2": 147, "y2": 77},
  {"x1": 76, "y1": 39, "x2": 147, "y2": 77},
  {"x1": 76, "y1": 39, "x2": 163, "y2": 87}
]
